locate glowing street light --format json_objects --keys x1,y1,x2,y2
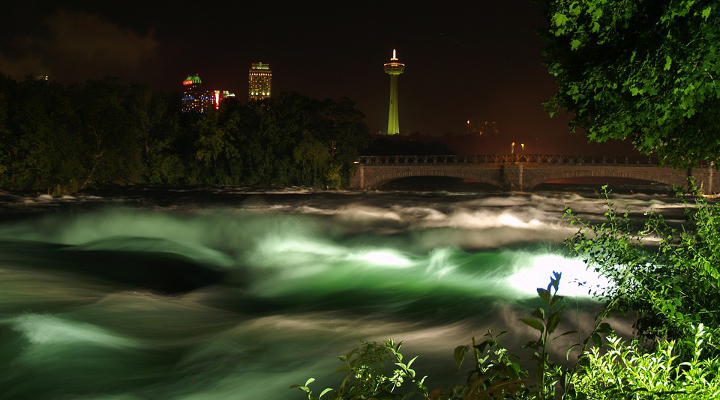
[
  {"x1": 521, "y1": 143, "x2": 525, "y2": 152},
  {"x1": 467, "y1": 120, "x2": 470, "y2": 135},
  {"x1": 511, "y1": 142, "x2": 515, "y2": 154}
]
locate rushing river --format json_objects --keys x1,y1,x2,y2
[{"x1": 0, "y1": 185, "x2": 682, "y2": 399}]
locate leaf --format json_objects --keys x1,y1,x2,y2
[
  {"x1": 550, "y1": 295, "x2": 565, "y2": 307},
  {"x1": 571, "y1": 39, "x2": 582, "y2": 50},
  {"x1": 319, "y1": 388, "x2": 334, "y2": 398},
  {"x1": 664, "y1": 55, "x2": 672, "y2": 71},
  {"x1": 566, "y1": 343, "x2": 580, "y2": 360},
  {"x1": 531, "y1": 308, "x2": 545, "y2": 320},
  {"x1": 552, "y1": 271, "x2": 562, "y2": 290},
  {"x1": 454, "y1": 345, "x2": 470, "y2": 369},
  {"x1": 597, "y1": 322, "x2": 613, "y2": 334},
  {"x1": 537, "y1": 288, "x2": 551, "y2": 303},
  {"x1": 407, "y1": 355, "x2": 418, "y2": 368},
  {"x1": 702, "y1": 6, "x2": 712, "y2": 20},
  {"x1": 553, "y1": 330, "x2": 579, "y2": 341},
  {"x1": 547, "y1": 312, "x2": 562, "y2": 333},
  {"x1": 305, "y1": 378, "x2": 315, "y2": 387},
  {"x1": 553, "y1": 13, "x2": 569, "y2": 27},
  {"x1": 578, "y1": 354, "x2": 591, "y2": 368},
  {"x1": 521, "y1": 318, "x2": 545, "y2": 333},
  {"x1": 475, "y1": 338, "x2": 493, "y2": 354}
]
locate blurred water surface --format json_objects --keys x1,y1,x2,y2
[{"x1": 0, "y1": 186, "x2": 682, "y2": 399}]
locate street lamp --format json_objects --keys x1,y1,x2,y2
[
  {"x1": 511, "y1": 142, "x2": 515, "y2": 154},
  {"x1": 467, "y1": 120, "x2": 470, "y2": 136},
  {"x1": 521, "y1": 143, "x2": 525, "y2": 152}
]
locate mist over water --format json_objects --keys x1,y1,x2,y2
[{"x1": 0, "y1": 187, "x2": 682, "y2": 399}]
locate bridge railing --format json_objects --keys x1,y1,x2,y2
[{"x1": 356, "y1": 154, "x2": 660, "y2": 166}]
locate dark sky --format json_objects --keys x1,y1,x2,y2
[{"x1": 0, "y1": 1, "x2": 632, "y2": 153}]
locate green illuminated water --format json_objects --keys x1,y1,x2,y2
[{"x1": 0, "y1": 188, "x2": 679, "y2": 399}]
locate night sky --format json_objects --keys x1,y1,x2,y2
[{"x1": 0, "y1": 1, "x2": 632, "y2": 153}]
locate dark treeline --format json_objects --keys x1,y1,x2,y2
[
  {"x1": 0, "y1": 75, "x2": 369, "y2": 193},
  {"x1": 364, "y1": 136, "x2": 455, "y2": 156}
]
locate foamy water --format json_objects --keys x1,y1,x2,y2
[{"x1": 0, "y1": 188, "x2": 681, "y2": 399}]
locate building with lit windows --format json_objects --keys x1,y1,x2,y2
[
  {"x1": 248, "y1": 62, "x2": 272, "y2": 101},
  {"x1": 182, "y1": 74, "x2": 215, "y2": 112}
]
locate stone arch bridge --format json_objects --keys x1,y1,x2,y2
[{"x1": 350, "y1": 154, "x2": 717, "y2": 192}]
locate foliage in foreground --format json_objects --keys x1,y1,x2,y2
[
  {"x1": 564, "y1": 185, "x2": 720, "y2": 358},
  {"x1": 291, "y1": 339, "x2": 428, "y2": 400},
  {"x1": 294, "y1": 189, "x2": 720, "y2": 399},
  {"x1": 575, "y1": 325, "x2": 720, "y2": 400},
  {"x1": 538, "y1": 0, "x2": 720, "y2": 167},
  {"x1": 293, "y1": 277, "x2": 719, "y2": 399}
]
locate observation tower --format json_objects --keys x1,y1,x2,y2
[{"x1": 384, "y1": 49, "x2": 405, "y2": 135}]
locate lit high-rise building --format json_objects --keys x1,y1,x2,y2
[
  {"x1": 248, "y1": 62, "x2": 272, "y2": 101},
  {"x1": 182, "y1": 74, "x2": 214, "y2": 112},
  {"x1": 384, "y1": 49, "x2": 405, "y2": 135}
]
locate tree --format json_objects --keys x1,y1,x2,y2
[
  {"x1": 127, "y1": 85, "x2": 183, "y2": 183},
  {"x1": 195, "y1": 109, "x2": 240, "y2": 176},
  {"x1": 71, "y1": 79, "x2": 144, "y2": 188},
  {"x1": 294, "y1": 130, "x2": 330, "y2": 186},
  {"x1": 540, "y1": 0, "x2": 720, "y2": 167},
  {"x1": 3, "y1": 77, "x2": 85, "y2": 192},
  {"x1": 0, "y1": 83, "x2": 9, "y2": 177}
]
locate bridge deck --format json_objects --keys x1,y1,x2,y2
[
  {"x1": 357, "y1": 154, "x2": 661, "y2": 166},
  {"x1": 351, "y1": 155, "x2": 716, "y2": 193}
]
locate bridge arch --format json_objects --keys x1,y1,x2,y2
[
  {"x1": 522, "y1": 168, "x2": 689, "y2": 190},
  {"x1": 363, "y1": 168, "x2": 502, "y2": 189}
]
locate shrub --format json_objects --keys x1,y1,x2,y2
[
  {"x1": 572, "y1": 324, "x2": 720, "y2": 399},
  {"x1": 564, "y1": 185, "x2": 720, "y2": 358}
]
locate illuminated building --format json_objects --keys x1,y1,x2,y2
[
  {"x1": 384, "y1": 49, "x2": 405, "y2": 135},
  {"x1": 248, "y1": 62, "x2": 272, "y2": 101},
  {"x1": 212, "y1": 90, "x2": 236, "y2": 110},
  {"x1": 182, "y1": 74, "x2": 214, "y2": 112}
]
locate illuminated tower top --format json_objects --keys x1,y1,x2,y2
[
  {"x1": 383, "y1": 49, "x2": 405, "y2": 75},
  {"x1": 249, "y1": 62, "x2": 272, "y2": 101},
  {"x1": 183, "y1": 74, "x2": 202, "y2": 87}
]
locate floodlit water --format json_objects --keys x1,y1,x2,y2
[{"x1": 0, "y1": 186, "x2": 682, "y2": 399}]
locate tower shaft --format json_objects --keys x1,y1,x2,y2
[{"x1": 387, "y1": 75, "x2": 400, "y2": 135}]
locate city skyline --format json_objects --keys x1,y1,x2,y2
[{"x1": 0, "y1": 1, "x2": 630, "y2": 153}]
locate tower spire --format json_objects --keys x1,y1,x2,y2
[{"x1": 392, "y1": 49, "x2": 398, "y2": 61}]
